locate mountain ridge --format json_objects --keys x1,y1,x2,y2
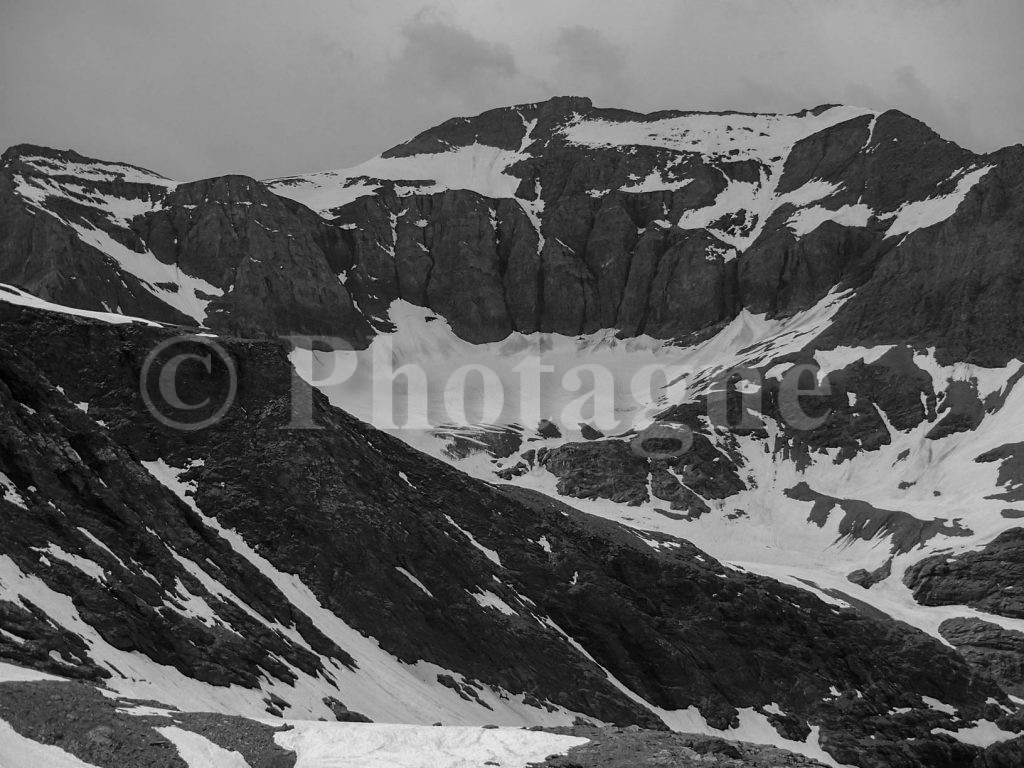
[{"x1": 5, "y1": 97, "x2": 1023, "y2": 363}]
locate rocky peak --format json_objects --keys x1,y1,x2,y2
[
  {"x1": 381, "y1": 95, "x2": 593, "y2": 158},
  {"x1": 163, "y1": 174, "x2": 276, "y2": 207}
]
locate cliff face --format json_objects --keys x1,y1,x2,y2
[
  {"x1": 0, "y1": 146, "x2": 372, "y2": 343},
  {"x1": 4, "y1": 98, "x2": 1023, "y2": 363}
]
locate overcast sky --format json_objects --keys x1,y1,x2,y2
[{"x1": 2, "y1": 0, "x2": 1022, "y2": 180}]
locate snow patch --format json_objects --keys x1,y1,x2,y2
[
  {"x1": 267, "y1": 144, "x2": 528, "y2": 217},
  {"x1": 33, "y1": 544, "x2": 107, "y2": 583},
  {"x1": 396, "y1": 567, "x2": 434, "y2": 598},
  {"x1": 561, "y1": 106, "x2": 874, "y2": 163},
  {"x1": 469, "y1": 589, "x2": 518, "y2": 616},
  {"x1": 885, "y1": 166, "x2": 993, "y2": 238},
  {"x1": 444, "y1": 515, "x2": 502, "y2": 567},
  {"x1": 787, "y1": 203, "x2": 873, "y2": 237},
  {"x1": 0, "y1": 283, "x2": 161, "y2": 327},
  {"x1": 0, "y1": 719, "x2": 102, "y2": 768},
  {"x1": 68, "y1": 223, "x2": 222, "y2": 324},
  {"x1": 0, "y1": 471, "x2": 28, "y2": 509},
  {"x1": 272, "y1": 721, "x2": 588, "y2": 768},
  {"x1": 155, "y1": 726, "x2": 251, "y2": 768},
  {"x1": 932, "y1": 720, "x2": 1020, "y2": 748}
]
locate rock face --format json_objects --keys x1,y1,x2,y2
[
  {"x1": 0, "y1": 145, "x2": 372, "y2": 344},
  {"x1": 940, "y1": 618, "x2": 1024, "y2": 697},
  {"x1": 540, "y1": 421, "x2": 744, "y2": 515},
  {"x1": 135, "y1": 175, "x2": 371, "y2": 342},
  {"x1": 905, "y1": 528, "x2": 1024, "y2": 616},
  {"x1": 0, "y1": 147, "x2": 195, "y2": 326}
]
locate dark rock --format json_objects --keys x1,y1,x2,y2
[
  {"x1": 848, "y1": 559, "x2": 893, "y2": 588},
  {"x1": 322, "y1": 696, "x2": 372, "y2": 723},
  {"x1": 940, "y1": 617, "x2": 1024, "y2": 697},
  {"x1": 906, "y1": 529, "x2": 1024, "y2": 617}
]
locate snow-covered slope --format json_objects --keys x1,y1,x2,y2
[
  {"x1": 270, "y1": 105, "x2": 876, "y2": 218},
  {"x1": 292, "y1": 285, "x2": 1024, "y2": 670},
  {"x1": 266, "y1": 101, "x2": 990, "y2": 257}
]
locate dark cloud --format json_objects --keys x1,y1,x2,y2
[
  {"x1": 368, "y1": 15, "x2": 548, "y2": 154},
  {"x1": 394, "y1": 17, "x2": 519, "y2": 92}
]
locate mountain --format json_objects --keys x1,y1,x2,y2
[
  {"x1": 7, "y1": 97, "x2": 1024, "y2": 360},
  {"x1": 4, "y1": 97, "x2": 1024, "y2": 767}
]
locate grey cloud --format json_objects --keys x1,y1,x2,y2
[
  {"x1": 1, "y1": 0, "x2": 1022, "y2": 179},
  {"x1": 550, "y1": 26, "x2": 627, "y2": 104},
  {"x1": 391, "y1": 17, "x2": 520, "y2": 95}
]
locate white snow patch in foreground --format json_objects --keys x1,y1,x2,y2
[
  {"x1": 272, "y1": 721, "x2": 588, "y2": 768},
  {"x1": 155, "y1": 726, "x2": 251, "y2": 768},
  {"x1": 33, "y1": 544, "x2": 108, "y2": 583},
  {"x1": 921, "y1": 696, "x2": 957, "y2": 716},
  {"x1": 0, "y1": 718, "x2": 101, "y2": 767},
  {"x1": 0, "y1": 661, "x2": 67, "y2": 683}
]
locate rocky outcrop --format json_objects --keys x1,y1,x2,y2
[
  {"x1": 0, "y1": 146, "x2": 196, "y2": 326},
  {"x1": 0, "y1": 678, "x2": 298, "y2": 768},
  {"x1": 540, "y1": 420, "x2": 745, "y2": 514},
  {"x1": 905, "y1": 528, "x2": 1024, "y2": 616},
  {"x1": 0, "y1": 146, "x2": 372, "y2": 343},
  {"x1": 536, "y1": 724, "x2": 830, "y2": 767},
  {"x1": 820, "y1": 143, "x2": 1024, "y2": 366},
  {"x1": 0, "y1": 332, "x2": 356, "y2": 690},
  {"x1": 941, "y1": 618, "x2": 1024, "y2": 697},
  {"x1": 134, "y1": 175, "x2": 372, "y2": 342}
]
